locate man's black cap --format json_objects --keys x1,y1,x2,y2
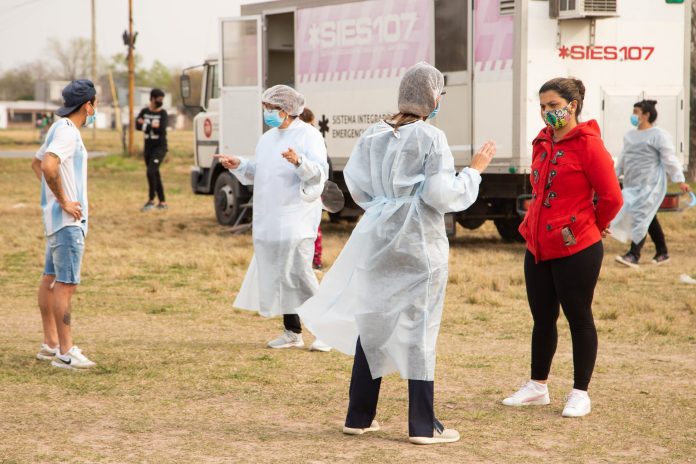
[{"x1": 56, "y1": 79, "x2": 96, "y2": 117}]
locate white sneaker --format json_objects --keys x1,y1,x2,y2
[
  {"x1": 680, "y1": 274, "x2": 696, "y2": 285},
  {"x1": 409, "y1": 427, "x2": 460, "y2": 445},
  {"x1": 562, "y1": 389, "x2": 591, "y2": 417},
  {"x1": 343, "y1": 420, "x2": 380, "y2": 435},
  {"x1": 502, "y1": 380, "x2": 551, "y2": 406},
  {"x1": 267, "y1": 330, "x2": 304, "y2": 349},
  {"x1": 36, "y1": 343, "x2": 59, "y2": 361},
  {"x1": 309, "y1": 339, "x2": 332, "y2": 352},
  {"x1": 51, "y1": 346, "x2": 96, "y2": 370}
]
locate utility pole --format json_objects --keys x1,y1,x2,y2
[
  {"x1": 91, "y1": 0, "x2": 97, "y2": 140},
  {"x1": 127, "y1": 0, "x2": 135, "y2": 156}
]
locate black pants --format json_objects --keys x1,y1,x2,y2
[
  {"x1": 629, "y1": 216, "x2": 667, "y2": 259},
  {"x1": 283, "y1": 314, "x2": 302, "y2": 334},
  {"x1": 144, "y1": 146, "x2": 166, "y2": 202},
  {"x1": 524, "y1": 241, "x2": 603, "y2": 391},
  {"x1": 345, "y1": 338, "x2": 442, "y2": 437}
]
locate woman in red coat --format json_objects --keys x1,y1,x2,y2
[{"x1": 502, "y1": 78, "x2": 622, "y2": 417}]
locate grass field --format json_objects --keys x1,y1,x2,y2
[{"x1": 1, "y1": 128, "x2": 695, "y2": 463}]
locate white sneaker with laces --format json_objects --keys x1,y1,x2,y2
[
  {"x1": 267, "y1": 330, "x2": 304, "y2": 349},
  {"x1": 309, "y1": 339, "x2": 332, "y2": 352},
  {"x1": 51, "y1": 346, "x2": 96, "y2": 370},
  {"x1": 502, "y1": 380, "x2": 551, "y2": 406},
  {"x1": 409, "y1": 427, "x2": 460, "y2": 445},
  {"x1": 343, "y1": 420, "x2": 380, "y2": 435},
  {"x1": 562, "y1": 389, "x2": 591, "y2": 417},
  {"x1": 36, "y1": 343, "x2": 59, "y2": 361}
]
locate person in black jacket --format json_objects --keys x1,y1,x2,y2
[{"x1": 136, "y1": 88, "x2": 168, "y2": 211}]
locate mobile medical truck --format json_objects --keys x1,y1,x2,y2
[{"x1": 181, "y1": 0, "x2": 690, "y2": 241}]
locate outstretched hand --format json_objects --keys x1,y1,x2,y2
[
  {"x1": 471, "y1": 141, "x2": 496, "y2": 173},
  {"x1": 213, "y1": 154, "x2": 241, "y2": 170}
]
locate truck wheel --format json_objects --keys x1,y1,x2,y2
[
  {"x1": 494, "y1": 217, "x2": 525, "y2": 243},
  {"x1": 214, "y1": 172, "x2": 242, "y2": 226},
  {"x1": 456, "y1": 216, "x2": 486, "y2": 230}
]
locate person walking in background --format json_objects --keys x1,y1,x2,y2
[
  {"x1": 137, "y1": 88, "x2": 168, "y2": 212},
  {"x1": 299, "y1": 107, "x2": 327, "y2": 270},
  {"x1": 504, "y1": 77, "x2": 622, "y2": 417},
  {"x1": 612, "y1": 99, "x2": 691, "y2": 268},
  {"x1": 215, "y1": 85, "x2": 331, "y2": 352},
  {"x1": 30, "y1": 79, "x2": 98, "y2": 370},
  {"x1": 298, "y1": 62, "x2": 496, "y2": 444}
]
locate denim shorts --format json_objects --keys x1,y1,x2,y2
[{"x1": 44, "y1": 226, "x2": 85, "y2": 285}]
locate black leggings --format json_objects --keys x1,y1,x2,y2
[
  {"x1": 145, "y1": 146, "x2": 166, "y2": 202},
  {"x1": 283, "y1": 314, "x2": 302, "y2": 334},
  {"x1": 524, "y1": 241, "x2": 603, "y2": 391},
  {"x1": 630, "y1": 215, "x2": 667, "y2": 258}
]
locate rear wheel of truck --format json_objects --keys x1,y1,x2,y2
[
  {"x1": 214, "y1": 172, "x2": 242, "y2": 226},
  {"x1": 494, "y1": 217, "x2": 525, "y2": 243}
]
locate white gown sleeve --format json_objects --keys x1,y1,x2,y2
[
  {"x1": 421, "y1": 131, "x2": 481, "y2": 214},
  {"x1": 229, "y1": 157, "x2": 256, "y2": 185},
  {"x1": 344, "y1": 136, "x2": 375, "y2": 210},
  {"x1": 296, "y1": 128, "x2": 329, "y2": 202},
  {"x1": 658, "y1": 130, "x2": 686, "y2": 183}
]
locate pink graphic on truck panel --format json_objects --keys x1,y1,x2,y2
[
  {"x1": 296, "y1": 0, "x2": 433, "y2": 83},
  {"x1": 474, "y1": 0, "x2": 514, "y2": 71}
]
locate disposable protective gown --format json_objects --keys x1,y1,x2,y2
[
  {"x1": 610, "y1": 127, "x2": 685, "y2": 244},
  {"x1": 298, "y1": 120, "x2": 481, "y2": 381},
  {"x1": 232, "y1": 118, "x2": 328, "y2": 317}
]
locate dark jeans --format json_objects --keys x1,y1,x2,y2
[
  {"x1": 524, "y1": 241, "x2": 603, "y2": 391},
  {"x1": 283, "y1": 314, "x2": 302, "y2": 334},
  {"x1": 629, "y1": 216, "x2": 667, "y2": 259},
  {"x1": 345, "y1": 338, "x2": 442, "y2": 437},
  {"x1": 144, "y1": 145, "x2": 166, "y2": 202}
]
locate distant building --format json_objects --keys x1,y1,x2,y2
[{"x1": 0, "y1": 100, "x2": 58, "y2": 129}]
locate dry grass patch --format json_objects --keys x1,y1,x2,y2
[{"x1": 1, "y1": 129, "x2": 695, "y2": 463}]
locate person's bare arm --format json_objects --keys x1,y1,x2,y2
[
  {"x1": 31, "y1": 157, "x2": 43, "y2": 181},
  {"x1": 41, "y1": 153, "x2": 82, "y2": 220}
]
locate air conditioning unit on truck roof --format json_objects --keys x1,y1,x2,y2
[
  {"x1": 181, "y1": 0, "x2": 690, "y2": 242},
  {"x1": 554, "y1": 0, "x2": 618, "y2": 20}
]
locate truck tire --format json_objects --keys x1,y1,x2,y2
[
  {"x1": 494, "y1": 217, "x2": 525, "y2": 243},
  {"x1": 214, "y1": 172, "x2": 242, "y2": 226},
  {"x1": 456, "y1": 216, "x2": 486, "y2": 230}
]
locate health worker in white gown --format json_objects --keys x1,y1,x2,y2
[
  {"x1": 297, "y1": 62, "x2": 496, "y2": 444},
  {"x1": 215, "y1": 85, "x2": 331, "y2": 352},
  {"x1": 612, "y1": 99, "x2": 691, "y2": 268}
]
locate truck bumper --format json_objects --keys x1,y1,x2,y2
[{"x1": 190, "y1": 166, "x2": 212, "y2": 194}]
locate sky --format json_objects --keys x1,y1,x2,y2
[{"x1": 0, "y1": 0, "x2": 258, "y2": 72}]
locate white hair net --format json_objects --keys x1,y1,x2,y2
[
  {"x1": 262, "y1": 85, "x2": 305, "y2": 117},
  {"x1": 398, "y1": 62, "x2": 445, "y2": 117}
]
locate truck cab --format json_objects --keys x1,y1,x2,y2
[{"x1": 182, "y1": 57, "x2": 253, "y2": 225}]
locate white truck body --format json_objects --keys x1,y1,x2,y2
[{"x1": 183, "y1": 0, "x2": 691, "y2": 238}]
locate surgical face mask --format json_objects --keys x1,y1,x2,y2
[
  {"x1": 263, "y1": 109, "x2": 285, "y2": 128},
  {"x1": 544, "y1": 103, "x2": 572, "y2": 130},
  {"x1": 630, "y1": 114, "x2": 639, "y2": 127},
  {"x1": 428, "y1": 100, "x2": 440, "y2": 120},
  {"x1": 154, "y1": 100, "x2": 163, "y2": 109},
  {"x1": 86, "y1": 103, "x2": 97, "y2": 126}
]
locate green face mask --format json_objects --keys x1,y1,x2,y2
[{"x1": 544, "y1": 103, "x2": 572, "y2": 129}]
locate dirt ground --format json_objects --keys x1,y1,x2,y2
[{"x1": 1, "y1": 129, "x2": 695, "y2": 463}]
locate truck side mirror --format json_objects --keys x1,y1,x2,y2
[{"x1": 181, "y1": 74, "x2": 191, "y2": 100}]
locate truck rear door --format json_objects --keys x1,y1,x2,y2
[{"x1": 219, "y1": 16, "x2": 263, "y2": 158}]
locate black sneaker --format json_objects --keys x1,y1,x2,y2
[
  {"x1": 651, "y1": 253, "x2": 670, "y2": 265},
  {"x1": 615, "y1": 252, "x2": 640, "y2": 269}
]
